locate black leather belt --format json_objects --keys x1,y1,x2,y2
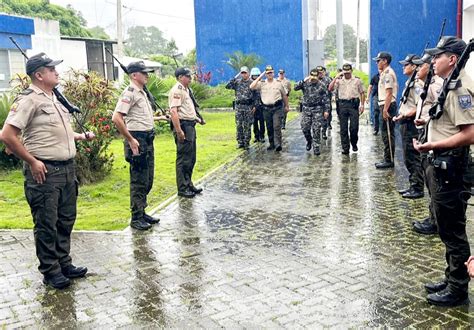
[{"x1": 37, "y1": 158, "x2": 74, "y2": 166}]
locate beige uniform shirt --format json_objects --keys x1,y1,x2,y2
[
  {"x1": 5, "y1": 84, "x2": 76, "y2": 161},
  {"x1": 277, "y1": 78, "x2": 292, "y2": 95},
  {"x1": 168, "y1": 81, "x2": 197, "y2": 121},
  {"x1": 378, "y1": 66, "x2": 398, "y2": 106},
  {"x1": 399, "y1": 78, "x2": 422, "y2": 117},
  {"x1": 334, "y1": 76, "x2": 364, "y2": 100},
  {"x1": 415, "y1": 76, "x2": 443, "y2": 129},
  {"x1": 428, "y1": 70, "x2": 474, "y2": 142},
  {"x1": 114, "y1": 82, "x2": 154, "y2": 131},
  {"x1": 253, "y1": 80, "x2": 286, "y2": 106}
]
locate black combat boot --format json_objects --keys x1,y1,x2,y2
[
  {"x1": 43, "y1": 272, "x2": 71, "y2": 289},
  {"x1": 62, "y1": 264, "x2": 88, "y2": 278}
]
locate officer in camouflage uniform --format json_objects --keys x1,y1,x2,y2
[
  {"x1": 317, "y1": 66, "x2": 333, "y2": 140},
  {"x1": 113, "y1": 61, "x2": 165, "y2": 231},
  {"x1": 2, "y1": 53, "x2": 95, "y2": 289},
  {"x1": 250, "y1": 67, "x2": 265, "y2": 143},
  {"x1": 294, "y1": 68, "x2": 330, "y2": 155},
  {"x1": 225, "y1": 66, "x2": 254, "y2": 149}
]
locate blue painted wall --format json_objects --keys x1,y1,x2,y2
[
  {"x1": 194, "y1": 0, "x2": 303, "y2": 85},
  {"x1": 370, "y1": 0, "x2": 457, "y2": 100},
  {"x1": 0, "y1": 14, "x2": 34, "y2": 49}
]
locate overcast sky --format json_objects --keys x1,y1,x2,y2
[{"x1": 50, "y1": 0, "x2": 368, "y2": 54}]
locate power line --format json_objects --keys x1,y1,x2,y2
[{"x1": 105, "y1": 0, "x2": 193, "y2": 21}]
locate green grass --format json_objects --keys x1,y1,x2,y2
[{"x1": 0, "y1": 111, "x2": 298, "y2": 231}]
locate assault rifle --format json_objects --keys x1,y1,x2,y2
[
  {"x1": 9, "y1": 36, "x2": 90, "y2": 138},
  {"x1": 105, "y1": 48, "x2": 168, "y2": 117},
  {"x1": 429, "y1": 39, "x2": 474, "y2": 120}
]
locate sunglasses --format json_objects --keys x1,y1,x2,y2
[{"x1": 266, "y1": 71, "x2": 274, "y2": 74}]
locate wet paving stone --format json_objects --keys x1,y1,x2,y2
[{"x1": 1, "y1": 116, "x2": 474, "y2": 328}]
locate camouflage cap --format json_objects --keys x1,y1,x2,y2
[{"x1": 265, "y1": 65, "x2": 274, "y2": 73}]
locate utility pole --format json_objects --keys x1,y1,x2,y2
[
  {"x1": 117, "y1": 0, "x2": 123, "y2": 59},
  {"x1": 356, "y1": 0, "x2": 360, "y2": 70},
  {"x1": 336, "y1": 0, "x2": 343, "y2": 68}
]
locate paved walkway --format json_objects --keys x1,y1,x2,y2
[{"x1": 1, "y1": 115, "x2": 474, "y2": 328}]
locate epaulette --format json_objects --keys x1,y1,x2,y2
[
  {"x1": 20, "y1": 88, "x2": 33, "y2": 95},
  {"x1": 354, "y1": 76, "x2": 360, "y2": 79},
  {"x1": 448, "y1": 79, "x2": 461, "y2": 90},
  {"x1": 127, "y1": 86, "x2": 134, "y2": 92},
  {"x1": 178, "y1": 85, "x2": 183, "y2": 90}
]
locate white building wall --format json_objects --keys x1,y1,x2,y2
[
  {"x1": 59, "y1": 39, "x2": 88, "y2": 75},
  {"x1": 29, "y1": 18, "x2": 61, "y2": 60},
  {"x1": 463, "y1": 1, "x2": 474, "y2": 75}
]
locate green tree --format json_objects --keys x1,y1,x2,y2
[
  {"x1": 183, "y1": 48, "x2": 197, "y2": 67},
  {"x1": 0, "y1": 0, "x2": 92, "y2": 37},
  {"x1": 323, "y1": 24, "x2": 368, "y2": 63},
  {"x1": 149, "y1": 54, "x2": 179, "y2": 77},
  {"x1": 88, "y1": 26, "x2": 110, "y2": 40},
  {"x1": 124, "y1": 26, "x2": 168, "y2": 57},
  {"x1": 225, "y1": 51, "x2": 263, "y2": 73}
]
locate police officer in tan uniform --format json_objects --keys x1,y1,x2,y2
[
  {"x1": 113, "y1": 61, "x2": 166, "y2": 231},
  {"x1": 411, "y1": 53, "x2": 444, "y2": 235},
  {"x1": 277, "y1": 69, "x2": 292, "y2": 129},
  {"x1": 169, "y1": 67, "x2": 204, "y2": 198},
  {"x1": 374, "y1": 52, "x2": 398, "y2": 168},
  {"x1": 329, "y1": 63, "x2": 365, "y2": 154},
  {"x1": 2, "y1": 53, "x2": 95, "y2": 289},
  {"x1": 393, "y1": 54, "x2": 424, "y2": 199},
  {"x1": 250, "y1": 65, "x2": 289, "y2": 152},
  {"x1": 414, "y1": 36, "x2": 474, "y2": 307}
]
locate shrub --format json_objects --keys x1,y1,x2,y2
[
  {"x1": 62, "y1": 70, "x2": 117, "y2": 184},
  {"x1": 0, "y1": 93, "x2": 22, "y2": 169}
]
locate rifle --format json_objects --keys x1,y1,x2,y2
[
  {"x1": 416, "y1": 19, "x2": 446, "y2": 143},
  {"x1": 399, "y1": 42, "x2": 430, "y2": 107},
  {"x1": 9, "y1": 36, "x2": 90, "y2": 138},
  {"x1": 105, "y1": 48, "x2": 167, "y2": 116},
  {"x1": 429, "y1": 39, "x2": 474, "y2": 120}
]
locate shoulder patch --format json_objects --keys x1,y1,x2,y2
[
  {"x1": 458, "y1": 95, "x2": 472, "y2": 110},
  {"x1": 121, "y1": 96, "x2": 131, "y2": 104},
  {"x1": 10, "y1": 102, "x2": 19, "y2": 112},
  {"x1": 20, "y1": 88, "x2": 33, "y2": 95},
  {"x1": 173, "y1": 93, "x2": 181, "y2": 99},
  {"x1": 127, "y1": 86, "x2": 134, "y2": 92}
]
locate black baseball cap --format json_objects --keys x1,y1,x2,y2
[
  {"x1": 26, "y1": 52, "x2": 63, "y2": 75},
  {"x1": 175, "y1": 67, "x2": 192, "y2": 78},
  {"x1": 310, "y1": 68, "x2": 319, "y2": 76},
  {"x1": 425, "y1": 36, "x2": 467, "y2": 56},
  {"x1": 342, "y1": 63, "x2": 353, "y2": 73},
  {"x1": 412, "y1": 53, "x2": 432, "y2": 65},
  {"x1": 372, "y1": 51, "x2": 392, "y2": 62},
  {"x1": 315, "y1": 66, "x2": 326, "y2": 73},
  {"x1": 127, "y1": 61, "x2": 154, "y2": 74},
  {"x1": 399, "y1": 54, "x2": 420, "y2": 65}
]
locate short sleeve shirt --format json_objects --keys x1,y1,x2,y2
[
  {"x1": 415, "y1": 76, "x2": 443, "y2": 128},
  {"x1": 378, "y1": 66, "x2": 398, "y2": 105},
  {"x1": 168, "y1": 81, "x2": 197, "y2": 120},
  {"x1": 114, "y1": 82, "x2": 154, "y2": 131},
  {"x1": 278, "y1": 78, "x2": 292, "y2": 95},
  {"x1": 334, "y1": 76, "x2": 364, "y2": 100},
  {"x1": 253, "y1": 80, "x2": 286, "y2": 106},
  {"x1": 4, "y1": 84, "x2": 76, "y2": 161},
  {"x1": 399, "y1": 78, "x2": 422, "y2": 117},
  {"x1": 370, "y1": 74, "x2": 379, "y2": 97},
  {"x1": 428, "y1": 70, "x2": 474, "y2": 142}
]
